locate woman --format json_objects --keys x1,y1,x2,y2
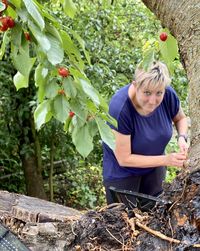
[{"x1": 102, "y1": 61, "x2": 188, "y2": 206}]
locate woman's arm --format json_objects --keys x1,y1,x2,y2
[
  {"x1": 113, "y1": 130, "x2": 187, "y2": 168},
  {"x1": 173, "y1": 107, "x2": 189, "y2": 154}
]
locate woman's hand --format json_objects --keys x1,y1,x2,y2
[
  {"x1": 178, "y1": 136, "x2": 189, "y2": 155},
  {"x1": 165, "y1": 152, "x2": 187, "y2": 168}
]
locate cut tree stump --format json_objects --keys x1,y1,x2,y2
[
  {"x1": 0, "y1": 190, "x2": 82, "y2": 250},
  {"x1": 1, "y1": 170, "x2": 200, "y2": 251}
]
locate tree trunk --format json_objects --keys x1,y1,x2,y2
[
  {"x1": 19, "y1": 115, "x2": 47, "y2": 200},
  {"x1": 141, "y1": 0, "x2": 200, "y2": 172},
  {"x1": 21, "y1": 155, "x2": 46, "y2": 200}
]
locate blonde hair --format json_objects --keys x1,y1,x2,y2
[{"x1": 134, "y1": 61, "x2": 171, "y2": 89}]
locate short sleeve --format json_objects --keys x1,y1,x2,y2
[
  {"x1": 108, "y1": 101, "x2": 132, "y2": 135},
  {"x1": 165, "y1": 86, "x2": 180, "y2": 119}
]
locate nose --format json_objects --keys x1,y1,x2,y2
[{"x1": 148, "y1": 95, "x2": 157, "y2": 105}]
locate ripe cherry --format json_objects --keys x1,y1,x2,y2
[
  {"x1": 24, "y1": 32, "x2": 31, "y2": 41},
  {"x1": 6, "y1": 16, "x2": 15, "y2": 28},
  {"x1": 69, "y1": 111, "x2": 75, "y2": 118},
  {"x1": 0, "y1": 16, "x2": 15, "y2": 31},
  {"x1": 159, "y1": 32, "x2": 168, "y2": 42},
  {"x1": 58, "y1": 67, "x2": 70, "y2": 78},
  {"x1": 0, "y1": 17, "x2": 8, "y2": 32},
  {"x1": 0, "y1": 23, "x2": 8, "y2": 31}
]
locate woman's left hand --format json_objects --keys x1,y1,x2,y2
[{"x1": 178, "y1": 137, "x2": 189, "y2": 155}]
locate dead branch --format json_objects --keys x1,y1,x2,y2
[{"x1": 133, "y1": 219, "x2": 181, "y2": 244}]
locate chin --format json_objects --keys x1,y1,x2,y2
[{"x1": 146, "y1": 108, "x2": 156, "y2": 113}]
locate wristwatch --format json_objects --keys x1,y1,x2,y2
[{"x1": 177, "y1": 134, "x2": 188, "y2": 142}]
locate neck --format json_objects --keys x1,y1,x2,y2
[{"x1": 128, "y1": 83, "x2": 139, "y2": 107}]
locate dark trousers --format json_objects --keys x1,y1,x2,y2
[{"x1": 103, "y1": 166, "x2": 166, "y2": 206}]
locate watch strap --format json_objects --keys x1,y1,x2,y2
[{"x1": 177, "y1": 134, "x2": 188, "y2": 142}]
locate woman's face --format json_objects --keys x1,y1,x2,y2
[{"x1": 135, "y1": 83, "x2": 165, "y2": 114}]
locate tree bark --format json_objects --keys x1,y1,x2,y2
[
  {"x1": 19, "y1": 115, "x2": 47, "y2": 200},
  {"x1": 21, "y1": 155, "x2": 46, "y2": 200},
  {"x1": 141, "y1": 0, "x2": 200, "y2": 172},
  {"x1": 0, "y1": 190, "x2": 81, "y2": 251}
]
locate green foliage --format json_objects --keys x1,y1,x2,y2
[
  {"x1": 71, "y1": 0, "x2": 161, "y2": 98},
  {"x1": 1, "y1": 0, "x2": 116, "y2": 158},
  {"x1": 53, "y1": 164, "x2": 105, "y2": 209},
  {"x1": 165, "y1": 137, "x2": 180, "y2": 183},
  {"x1": 159, "y1": 30, "x2": 179, "y2": 74},
  {"x1": 0, "y1": 59, "x2": 26, "y2": 193}
]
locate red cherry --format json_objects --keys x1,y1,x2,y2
[
  {"x1": 0, "y1": 16, "x2": 7, "y2": 25},
  {"x1": 159, "y1": 32, "x2": 168, "y2": 41},
  {"x1": 69, "y1": 111, "x2": 75, "y2": 118},
  {"x1": 58, "y1": 67, "x2": 70, "y2": 78},
  {"x1": 24, "y1": 32, "x2": 31, "y2": 41},
  {"x1": 58, "y1": 89, "x2": 65, "y2": 95},
  {"x1": 6, "y1": 16, "x2": 15, "y2": 28},
  {"x1": 0, "y1": 24, "x2": 8, "y2": 31},
  {"x1": 0, "y1": 17, "x2": 8, "y2": 31}
]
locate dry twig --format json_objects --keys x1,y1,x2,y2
[{"x1": 132, "y1": 219, "x2": 181, "y2": 244}]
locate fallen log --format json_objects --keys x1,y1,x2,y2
[{"x1": 0, "y1": 190, "x2": 82, "y2": 250}]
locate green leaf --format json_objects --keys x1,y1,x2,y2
[
  {"x1": 63, "y1": 0, "x2": 77, "y2": 19},
  {"x1": 70, "y1": 99, "x2": 88, "y2": 122},
  {"x1": 35, "y1": 3, "x2": 59, "y2": 24},
  {"x1": 35, "y1": 63, "x2": 48, "y2": 87},
  {"x1": 100, "y1": 113, "x2": 118, "y2": 128},
  {"x1": 99, "y1": 96, "x2": 109, "y2": 112},
  {"x1": 71, "y1": 30, "x2": 91, "y2": 64},
  {"x1": 23, "y1": 0, "x2": 45, "y2": 30},
  {"x1": 139, "y1": 49, "x2": 155, "y2": 71},
  {"x1": 17, "y1": 7, "x2": 29, "y2": 22},
  {"x1": 72, "y1": 124, "x2": 93, "y2": 158},
  {"x1": 45, "y1": 33, "x2": 64, "y2": 65},
  {"x1": 95, "y1": 117, "x2": 115, "y2": 150},
  {"x1": 45, "y1": 79, "x2": 60, "y2": 99},
  {"x1": 9, "y1": 0, "x2": 21, "y2": 8},
  {"x1": 159, "y1": 33, "x2": 178, "y2": 63},
  {"x1": 35, "y1": 64, "x2": 49, "y2": 102},
  {"x1": 60, "y1": 31, "x2": 84, "y2": 70},
  {"x1": 34, "y1": 100, "x2": 52, "y2": 130},
  {"x1": 63, "y1": 116, "x2": 72, "y2": 132},
  {"x1": 0, "y1": 32, "x2": 9, "y2": 60},
  {"x1": 45, "y1": 22, "x2": 63, "y2": 44},
  {"x1": 72, "y1": 115, "x2": 85, "y2": 128},
  {"x1": 159, "y1": 32, "x2": 179, "y2": 74},
  {"x1": 13, "y1": 71, "x2": 29, "y2": 90},
  {"x1": 12, "y1": 46, "x2": 36, "y2": 77},
  {"x1": 28, "y1": 21, "x2": 51, "y2": 52},
  {"x1": 86, "y1": 100, "x2": 98, "y2": 114},
  {"x1": 88, "y1": 119, "x2": 98, "y2": 138},
  {"x1": 10, "y1": 23, "x2": 22, "y2": 47},
  {"x1": 79, "y1": 79, "x2": 100, "y2": 105},
  {"x1": 53, "y1": 95, "x2": 70, "y2": 123},
  {"x1": 63, "y1": 77, "x2": 77, "y2": 98}
]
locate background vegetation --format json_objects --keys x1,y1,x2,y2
[{"x1": 0, "y1": 0, "x2": 188, "y2": 209}]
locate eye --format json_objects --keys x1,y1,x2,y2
[
  {"x1": 156, "y1": 91, "x2": 163, "y2": 96},
  {"x1": 144, "y1": 91, "x2": 151, "y2": 96}
]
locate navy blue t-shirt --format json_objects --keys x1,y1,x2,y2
[{"x1": 102, "y1": 84, "x2": 180, "y2": 181}]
